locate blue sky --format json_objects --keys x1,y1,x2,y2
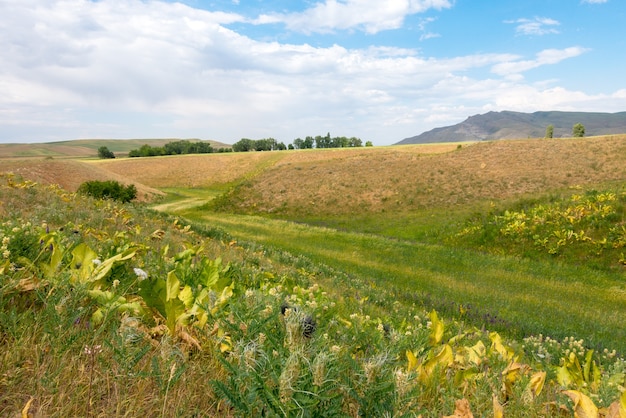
[{"x1": 1, "y1": 0, "x2": 624, "y2": 145}]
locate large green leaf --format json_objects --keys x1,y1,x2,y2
[{"x1": 70, "y1": 243, "x2": 98, "y2": 283}]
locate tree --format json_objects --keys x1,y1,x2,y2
[
  {"x1": 98, "y1": 146, "x2": 115, "y2": 159},
  {"x1": 545, "y1": 125, "x2": 554, "y2": 139},
  {"x1": 365, "y1": 141, "x2": 373, "y2": 147},
  {"x1": 572, "y1": 123, "x2": 585, "y2": 138}
]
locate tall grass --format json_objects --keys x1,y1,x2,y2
[
  {"x1": 183, "y1": 210, "x2": 626, "y2": 354},
  {"x1": 3, "y1": 173, "x2": 626, "y2": 416}
]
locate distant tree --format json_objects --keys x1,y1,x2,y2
[
  {"x1": 232, "y1": 138, "x2": 254, "y2": 152},
  {"x1": 545, "y1": 125, "x2": 554, "y2": 139},
  {"x1": 292, "y1": 138, "x2": 304, "y2": 149},
  {"x1": 572, "y1": 123, "x2": 585, "y2": 138},
  {"x1": 98, "y1": 146, "x2": 115, "y2": 159},
  {"x1": 365, "y1": 141, "x2": 373, "y2": 147}
]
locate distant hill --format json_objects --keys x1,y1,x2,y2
[
  {"x1": 397, "y1": 111, "x2": 626, "y2": 144},
  {"x1": 0, "y1": 138, "x2": 230, "y2": 159}
]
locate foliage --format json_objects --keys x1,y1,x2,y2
[
  {"x1": 2, "y1": 173, "x2": 626, "y2": 416},
  {"x1": 128, "y1": 140, "x2": 218, "y2": 157},
  {"x1": 545, "y1": 124, "x2": 554, "y2": 139},
  {"x1": 232, "y1": 137, "x2": 286, "y2": 152},
  {"x1": 232, "y1": 134, "x2": 363, "y2": 152},
  {"x1": 573, "y1": 123, "x2": 586, "y2": 137},
  {"x1": 77, "y1": 180, "x2": 137, "y2": 203},
  {"x1": 455, "y1": 189, "x2": 626, "y2": 269},
  {"x1": 97, "y1": 146, "x2": 115, "y2": 159}
]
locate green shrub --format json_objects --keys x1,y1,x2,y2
[{"x1": 77, "y1": 180, "x2": 137, "y2": 203}]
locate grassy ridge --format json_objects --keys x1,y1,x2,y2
[{"x1": 181, "y1": 211, "x2": 626, "y2": 353}]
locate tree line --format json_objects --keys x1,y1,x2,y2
[
  {"x1": 232, "y1": 133, "x2": 371, "y2": 152},
  {"x1": 127, "y1": 140, "x2": 232, "y2": 157},
  {"x1": 98, "y1": 135, "x2": 372, "y2": 160}
]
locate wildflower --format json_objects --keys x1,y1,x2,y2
[
  {"x1": 133, "y1": 268, "x2": 148, "y2": 280},
  {"x1": 92, "y1": 258, "x2": 102, "y2": 266},
  {"x1": 84, "y1": 345, "x2": 102, "y2": 355},
  {"x1": 112, "y1": 279, "x2": 120, "y2": 288}
]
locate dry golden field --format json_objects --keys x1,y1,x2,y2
[
  {"x1": 2, "y1": 135, "x2": 626, "y2": 213},
  {"x1": 205, "y1": 135, "x2": 626, "y2": 216},
  {"x1": 0, "y1": 158, "x2": 164, "y2": 201}
]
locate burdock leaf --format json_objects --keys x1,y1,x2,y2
[
  {"x1": 406, "y1": 350, "x2": 418, "y2": 372},
  {"x1": 70, "y1": 243, "x2": 97, "y2": 283},
  {"x1": 429, "y1": 310, "x2": 444, "y2": 346},
  {"x1": 527, "y1": 370, "x2": 546, "y2": 398},
  {"x1": 562, "y1": 390, "x2": 599, "y2": 418},
  {"x1": 166, "y1": 271, "x2": 181, "y2": 301},
  {"x1": 90, "y1": 248, "x2": 136, "y2": 284}
]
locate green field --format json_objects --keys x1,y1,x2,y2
[{"x1": 2, "y1": 137, "x2": 626, "y2": 416}]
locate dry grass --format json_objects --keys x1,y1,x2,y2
[
  {"x1": 0, "y1": 158, "x2": 163, "y2": 201},
  {"x1": 3, "y1": 136, "x2": 626, "y2": 214},
  {"x1": 212, "y1": 135, "x2": 626, "y2": 215}
]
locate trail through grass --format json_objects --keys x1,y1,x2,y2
[{"x1": 167, "y1": 205, "x2": 626, "y2": 353}]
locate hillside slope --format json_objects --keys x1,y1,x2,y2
[
  {"x1": 0, "y1": 159, "x2": 163, "y2": 201},
  {"x1": 0, "y1": 138, "x2": 228, "y2": 159},
  {"x1": 211, "y1": 135, "x2": 626, "y2": 216},
  {"x1": 398, "y1": 111, "x2": 626, "y2": 144}
]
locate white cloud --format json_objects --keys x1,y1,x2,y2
[
  {"x1": 491, "y1": 47, "x2": 589, "y2": 76},
  {"x1": 257, "y1": 0, "x2": 453, "y2": 34},
  {"x1": 506, "y1": 17, "x2": 560, "y2": 36},
  {"x1": 0, "y1": 0, "x2": 622, "y2": 145},
  {"x1": 581, "y1": 0, "x2": 608, "y2": 3}
]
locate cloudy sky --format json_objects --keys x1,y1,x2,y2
[{"x1": 1, "y1": 0, "x2": 624, "y2": 145}]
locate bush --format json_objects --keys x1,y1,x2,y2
[
  {"x1": 77, "y1": 180, "x2": 137, "y2": 203},
  {"x1": 98, "y1": 146, "x2": 116, "y2": 159}
]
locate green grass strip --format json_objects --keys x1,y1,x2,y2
[{"x1": 179, "y1": 211, "x2": 626, "y2": 353}]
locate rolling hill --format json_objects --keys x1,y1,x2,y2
[
  {"x1": 397, "y1": 110, "x2": 626, "y2": 144},
  {"x1": 0, "y1": 138, "x2": 229, "y2": 159}
]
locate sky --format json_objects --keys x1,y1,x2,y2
[{"x1": 1, "y1": 0, "x2": 625, "y2": 146}]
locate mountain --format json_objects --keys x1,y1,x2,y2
[{"x1": 397, "y1": 111, "x2": 626, "y2": 145}]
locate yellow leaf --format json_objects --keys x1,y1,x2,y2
[
  {"x1": 406, "y1": 350, "x2": 419, "y2": 372},
  {"x1": 219, "y1": 335, "x2": 232, "y2": 353},
  {"x1": 466, "y1": 340, "x2": 486, "y2": 366},
  {"x1": 606, "y1": 390, "x2": 626, "y2": 418},
  {"x1": 490, "y1": 332, "x2": 515, "y2": 361},
  {"x1": 527, "y1": 370, "x2": 546, "y2": 398},
  {"x1": 501, "y1": 362, "x2": 528, "y2": 397},
  {"x1": 493, "y1": 395, "x2": 504, "y2": 418},
  {"x1": 166, "y1": 271, "x2": 180, "y2": 301},
  {"x1": 444, "y1": 398, "x2": 474, "y2": 418},
  {"x1": 21, "y1": 397, "x2": 34, "y2": 418},
  {"x1": 420, "y1": 344, "x2": 453, "y2": 382},
  {"x1": 429, "y1": 310, "x2": 444, "y2": 346},
  {"x1": 562, "y1": 390, "x2": 599, "y2": 418}
]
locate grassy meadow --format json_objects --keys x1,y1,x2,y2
[{"x1": 2, "y1": 136, "x2": 626, "y2": 416}]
